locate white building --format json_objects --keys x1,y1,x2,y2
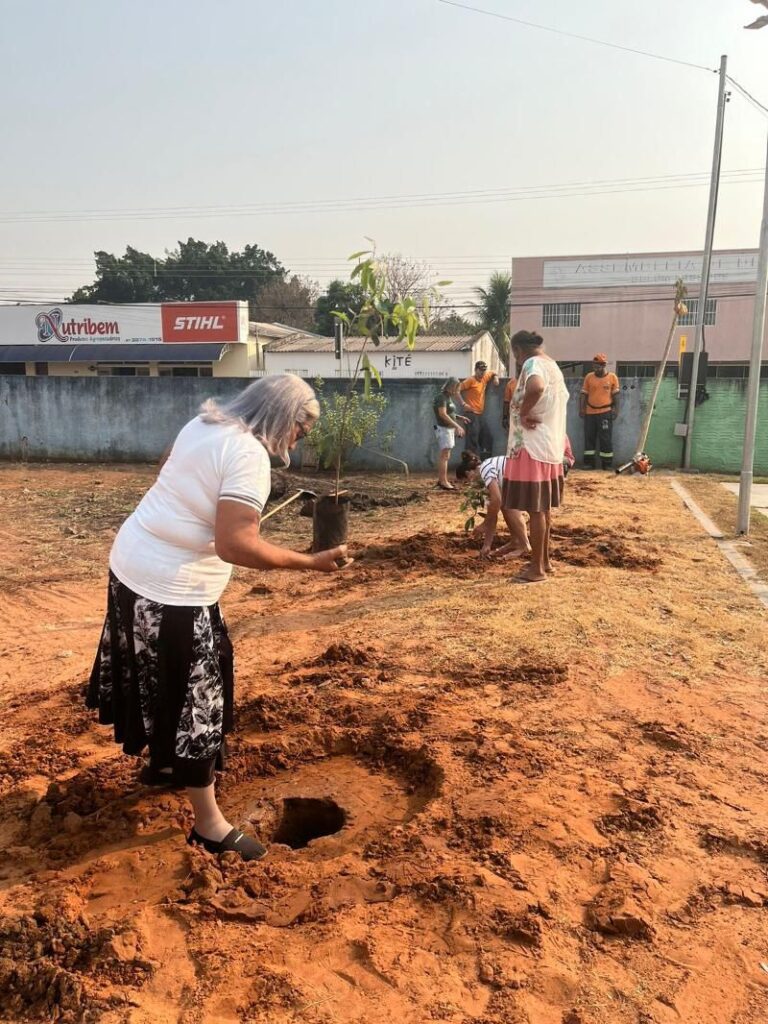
[{"x1": 262, "y1": 330, "x2": 503, "y2": 380}]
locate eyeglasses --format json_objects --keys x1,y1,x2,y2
[{"x1": 295, "y1": 420, "x2": 312, "y2": 439}]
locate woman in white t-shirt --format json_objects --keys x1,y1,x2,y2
[
  {"x1": 87, "y1": 374, "x2": 348, "y2": 862},
  {"x1": 502, "y1": 331, "x2": 569, "y2": 584}
]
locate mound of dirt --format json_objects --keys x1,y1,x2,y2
[
  {"x1": 311, "y1": 642, "x2": 374, "y2": 667},
  {"x1": 357, "y1": 530, "x2": 478, "y2": 575},
  {"x1": 0, "y1": 892, "x2": 153, "y2": 1022},
  {"x1": 586, "y1": 861, "x2": 659, "y2": 941},
  {"x1": 551, "y1": 524, "x2": 662, "y2": 571},
  {"x1": 456, "y1": 661, "x2": 569, "y2": 691},
  {"x1": 349, "y1": 490, "x2": 427, "y2": 511}
]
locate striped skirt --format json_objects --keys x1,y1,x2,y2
[{"x1": 501, "y1": 448, "x2": 565, "y2": 513}]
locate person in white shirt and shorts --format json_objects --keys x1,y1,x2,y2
[{"x1": 456, "y1": 455, "x2": 531, "y2": 560}]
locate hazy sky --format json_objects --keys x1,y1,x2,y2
[{"x1": 1, "y1": 0, "x2": 766, "y2": 309}]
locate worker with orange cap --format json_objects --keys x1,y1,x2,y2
[{"x1": 579, "y1": 354, "x2": 620, "y2": 470}]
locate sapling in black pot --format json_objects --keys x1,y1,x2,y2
[{"x1": 306, "y1": 248, "x2": 448, "y2": 552}]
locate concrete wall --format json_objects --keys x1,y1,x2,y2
[{"x1": 1, "y1": 374, "x2": 767, "y2": 473}]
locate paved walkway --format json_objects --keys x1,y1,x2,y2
[{"x1": 722, "y1": 482, "x2": 768, "y2": 518}]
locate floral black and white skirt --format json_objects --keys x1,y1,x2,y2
[{"x1": 86, "y1": 571, "x2": 234, "y2": 787}]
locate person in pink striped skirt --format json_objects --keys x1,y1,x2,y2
[{"x1": 503, "y1": 331, "x2": 570, "y2": 583}]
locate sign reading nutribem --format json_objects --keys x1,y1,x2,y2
[{"x1": 0, "y1": 301, "x2": 249, "y2": 346}]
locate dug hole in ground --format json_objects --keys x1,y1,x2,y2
[{"x1": 0, "y1": 465, "x2": 767, "y2": 1024}]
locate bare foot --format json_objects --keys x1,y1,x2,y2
[
  {"x1": 479, "y1": 547, "x2": 493, "y2": 560},
  {"x1": 495, "y1": 544, "x2": 532, "y2": 560},
  {"x1": 544, "y1": 562, "x2": 556, "y2": 575},
  {"x1": 513, "y1": 566, "x2": 548, "y2": 584}
]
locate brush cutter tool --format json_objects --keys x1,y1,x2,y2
[{"x1": 615, "y1": 452, "x2": 652, "y2": 476}]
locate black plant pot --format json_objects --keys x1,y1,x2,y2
[{"x1": 312, "y1": 494, "x2": 350, "y2": 552}]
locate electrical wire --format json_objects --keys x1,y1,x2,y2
[
  {"x1": 435, "y1": 0, "x2": 717, "y2": 73},
  {"x1": 0, "y1": 168, "x2": 762, "y2": 226},
  {"x1": 0, "y1": 291, "x2": 758, "y2": 311},
  {"x1": 726, "y1": 75, "x2": 768, "y2": 118}
]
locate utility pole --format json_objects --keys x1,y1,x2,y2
[
  {"x1": 636, "y1": 279, "x2": 688, "y2": 453},
  {"x1": 683, "y1": 54, "x2": 729, "y2": 469},
  {"x1": 737, "y1": 133, "x2": 768, "y2": 534}
]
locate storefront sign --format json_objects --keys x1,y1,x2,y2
[
  {"x1": 0, "y1": 301, "x2": 248, "y2": 346},
  {"x1": 543, "y1": 252, "x2": 758, "y2": 289}
]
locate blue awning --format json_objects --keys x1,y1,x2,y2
[{"x1": 0, "y1": 344, "x2": 230, "y2": 362}]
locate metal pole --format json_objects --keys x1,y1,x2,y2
[
  {"x1": 683, "y1": 54, "x2": 728, "y2": 469},
  {"x1": 637, "y1": 288, "x2": 685, "y2": 453},
  {"x1": 737, "y1": 132, "x2": 768, "y2": 535}
]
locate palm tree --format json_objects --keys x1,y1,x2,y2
[{"x1": 473, "y1": 272, "x2": 511, "y2": 364}]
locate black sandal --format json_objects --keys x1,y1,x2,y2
[
  {"x1": 187, "y1": 827, "x2": 267, "y2": 862},
  {"x1": 138, "y1": 762, "x2": 182, "y2": 789}
]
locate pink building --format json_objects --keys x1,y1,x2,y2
[{"x1": 509, "y1": 249, "x2": 764, "y2": 380}]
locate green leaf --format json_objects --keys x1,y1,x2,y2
[
  {"x1": 437, "y1": 280, "x2": 452, "y2": 287},
  {"x1": 464, "y1": 516, "x2": 475, "y2": 533},
  {"x1": 406, "y1": 314, "x2": 418, "y2": 350},
  {"x1": 368, "y1": 360, "x2": 382, "y2": 389},
  {"x1": 348, "y1": 250, "x2": 371, "y2": 261}
]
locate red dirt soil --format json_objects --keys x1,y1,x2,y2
[{"x1": 1, "y1": 465, "x2": 767, "y2": 1023}]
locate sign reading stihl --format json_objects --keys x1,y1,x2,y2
[
  {"x1": 161, "y1": 303, "x2": 241, "y2": 342},
  {"x1": 174, "y1": 315, "x2": 226, "y2": 330},
  {"x1": 0, "y1": 301, "x2": 249, "y2": 346}
]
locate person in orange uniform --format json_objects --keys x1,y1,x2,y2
[
  {"x1": 579, "y1": 353, "x2": 620, "y2": 469},
  {"x1": 459, "y1": 360, "x2": 499, "y2": 458},
  {"x1": 501, "y1": 374, "x2": 517, "y2": 430}
]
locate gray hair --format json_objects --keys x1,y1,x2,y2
[{"x1": 200, "y1": 374, "x2": 319, "y2": 465}]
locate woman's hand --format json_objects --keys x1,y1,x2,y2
[
  {"x1": 458, "y1": 415, "x2": 470, "y2": 424},
  {"x1": 312, "y1": 545, "x2": 353, "y2": 572},
  {"x1": 216, "y1": 501, "x2": 351, "y2": 572},
  {"x1": 455, "y1": 425, "x2": 465, "y2": 438}
]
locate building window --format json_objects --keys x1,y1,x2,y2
[
  {"x1": 617, "y1": 362, "x2": 678, "y2": 378},
  {"x1": 543, "y1": 302, "x2": 581, "y2": 328},
  {"x1": 96, "y1": 364, "x2": 150, "y2": 376},
  {"x1": 0, "y1": 363, "x2": 26, "y2": 375},
  {"x1": 617, "y1": 362, "x2": 656, "y2": 379},
  {"x1": 557, "y1": 361, "x2": 591, "y2": 378},
  {"x1": 704, "y1": 363, "x2": 768, "y2": 380},
  {"x1": 158, "y1": 365, "x2": 213, "y2": 377},
  {"x1": 678, "y1": 298, "x2": 717, "y2": 326},
  {"x1": 706, "y1": 362, "x2": 748, "y2": 379}
]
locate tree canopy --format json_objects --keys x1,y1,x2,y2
[
  {"x1": 70, "y1": 239, "x2": 285, "y2": 313},
  {"x1": 473, "y1": 272, "x2": 512, "y2": 364},
  {"x1": 314, "y1": 279, "x2": 366, "y2": 335}
]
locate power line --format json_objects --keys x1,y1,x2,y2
[
  {"x1": 0, "y1": 291, "x2": 759, "y2": 311},
  {"x1": 435, "y1": 0, "x2": 717, "y2": 73},
  {"x1": 726, "y1": 75, "x2": 768, "y2": 118},
  {"x1": 0, "y1": 168, "x2": 762, "y2": 226}
]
